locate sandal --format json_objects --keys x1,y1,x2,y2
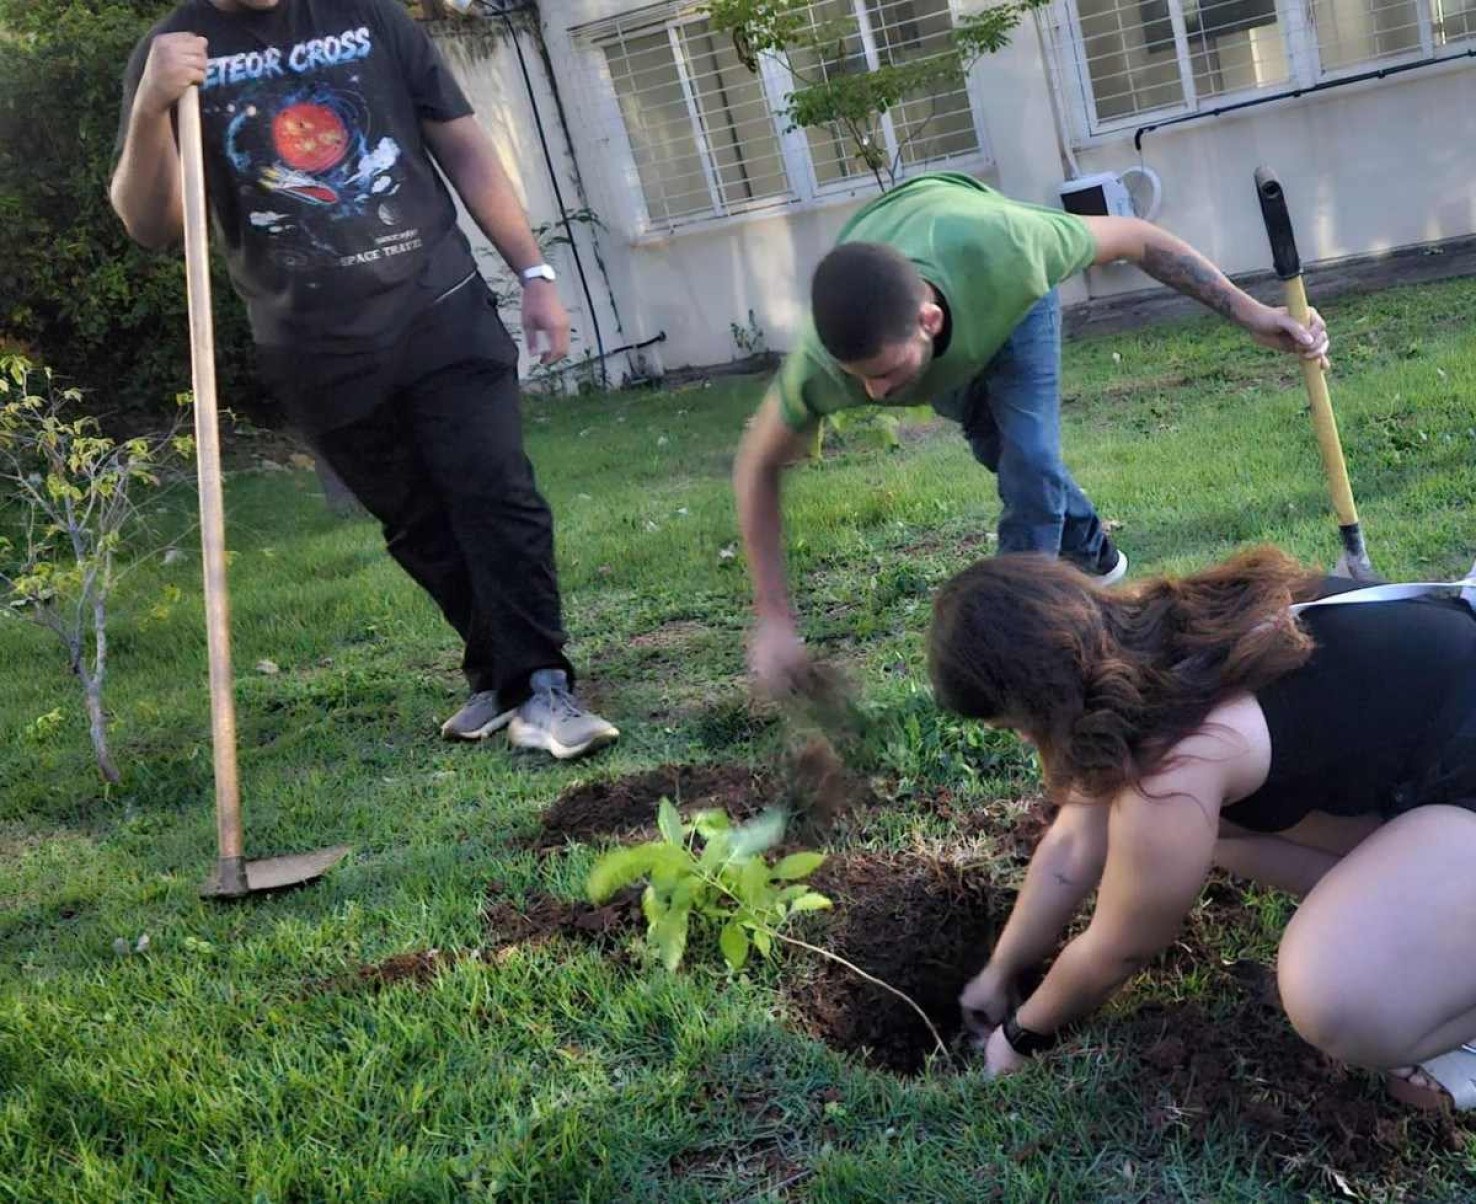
[{"x1": 1387, "y1": 1043, "x2": 1476, "y2": 1111}]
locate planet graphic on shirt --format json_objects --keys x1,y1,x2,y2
[{"x1": 272, "y1": 102, "x2": 349, "y2": 173}]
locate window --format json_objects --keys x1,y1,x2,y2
[
  {"x1": 582, "y1": 1, "x2": 987, "y2": 230},
  {"x1": 1433, "y1": 0, "x2": 1476, "y2": 44},
  {"x1": 600, "y1": 18, "x2": 792, "y2": 223},
  {"x1": 789, "y1": 0, "x2": 981, "y2": 186},
  {"x1": 1048, "y1": 0, "x2": 1473, "y2": 135},
  {"x1": 1311, "y1": 0, "x2": 1421, "y2": 70}
]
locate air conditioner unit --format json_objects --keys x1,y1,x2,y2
[{"x1": 1060, "y1": 166, "x2": 1162, "y2": 220}]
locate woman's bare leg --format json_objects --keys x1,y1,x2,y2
[
  {"x1": 1275, "y1": 805, "x2": 1476, "y2": 1073},
  {"x1": 1214, "y1": 811, "x2": 1382, "y2": 898}
]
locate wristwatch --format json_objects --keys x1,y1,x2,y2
[
  {"x1": 1001, "y1": 1010, "x2": 1060, "y2": 1057},
  {"x1": 519, "y1": 263, "x2": 556, "y2": 285}
]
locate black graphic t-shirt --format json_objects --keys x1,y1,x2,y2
[{"x1": 118, "y1": 0, "x2": 478, "y2": 350}]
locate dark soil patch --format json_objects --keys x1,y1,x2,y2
[
  {"x1": 667, "y1": 1141, "x2": 808, "y2": 1197},
  {"x1": 896, "y1": 529, "x2": 994, "y2": 560},
  {"x1": 533, "y1": 763, "x2": 774, "y2": 849},
  {"x1": 355, "y1": 949, "x2": 448, "y2": 988},
  {"x1": 482, "y1": 886, "x2": 644, "y2": 957},
  {"x1": 532, "y1": 755, "x2": 870, "y2": 851},
  {"x1": 928, "y1": 791, "x2": 1057, "y2": 861},
  {"x1": 1106, "y1": 959, "x2": 1474, "y2": 1179},
  {"x1": 785, "y1": 854, "x2": 1007, "y2": 1075}
]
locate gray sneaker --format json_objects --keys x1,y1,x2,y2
[
  {"x1": 440, "y1": 690, "x2": 517, "y2": 741},
  {"x1": 507, "y1": 669, "x2": 619, "y2": 760}
]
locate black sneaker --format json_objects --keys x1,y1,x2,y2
[{"x1": 1073, "y1": 536, "x2": 1128, "y2": 585}]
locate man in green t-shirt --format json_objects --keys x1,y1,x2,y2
[{"x1": 735, "y1": 172, "x2": 1330, "y2": 695}]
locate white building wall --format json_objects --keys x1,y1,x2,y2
[
  {"x1": 435, "y1": 3, "x2": 1476, "y2": 375},
  {"x1": 1031, "y1": 62, "x2": 1476, "y2": 299},
  {"x1": 429, "y1": 20, "x2": 631, "y2": 387}
]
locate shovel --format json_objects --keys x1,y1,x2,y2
[
  {"x1": 178, "y1": 85, "x2": 350, "y2": 898},
  {"x1": 1254, "y1": 166, "x2": 1379, "y2": 582}
]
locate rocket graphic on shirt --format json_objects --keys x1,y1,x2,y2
[{"x1": 203, "y1": 24, "x2": 420, "y2": 269}]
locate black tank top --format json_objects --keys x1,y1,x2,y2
[{"x1": 1222, "y1": 596, "x2": 1476, "y2": 833}]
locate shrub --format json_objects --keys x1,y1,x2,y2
[{"x1": 0, "y1": 1, "x2": 258, "y2": 420}]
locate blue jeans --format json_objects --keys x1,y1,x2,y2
[{"x1": 931, "y1": 290, "x2": 1105, "y2": 561}]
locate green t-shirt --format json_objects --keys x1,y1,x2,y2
[{"x1": 775, "y1": 172, "x2": 1097, "y2": 429}]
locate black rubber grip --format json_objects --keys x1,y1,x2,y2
[{"x1": 1255, "y1": 166, "x2": 1301, "y2": 281}]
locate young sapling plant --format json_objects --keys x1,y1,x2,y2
[{"x1": 588, "y1": 799, "x2": 951, "y2": 1061}]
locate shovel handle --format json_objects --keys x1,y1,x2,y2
[
  {"x1": 1284, "y1": 278, "x2": 1360, "y2": 529},
  {"x1": 1255, "y1": 167, "x2": 1363, "y2": 537},
  {"x1": 179, "y1": 86, "x2": 246, "y2": 886}
]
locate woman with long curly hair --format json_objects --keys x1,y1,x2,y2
[{"x1": 928, "y1": 547, "x2": 1476, "y2": 1109}]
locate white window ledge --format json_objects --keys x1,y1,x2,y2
[
  {"x1": 626, "y1": 153, "x2": 996, "y2": 247},
  {"x1": 1076, "y1": 49, "x2": 1475, "y2": 150}
]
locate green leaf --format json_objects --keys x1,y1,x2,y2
[
  {"x1": 696, "y1": 829, "x2": 734, "y2": 872},
  {"x1": 788, "y1": 892, "x2": 833, "y2": 913},
  {"x1": 777, "y1": 884, "x2": 813, "y2": 903},
  {"x1": 650, "y1": 844, "x2": 697, "y2": 890},
  {"x1": 641, "y1": 884, "x2": 664, "y2": 927},
  {"x1": 586, "y1": 844, "x2": 658, "y2": 902},
  {"x1": 772, "y1": 851, "x2": 826, "y2": 880},
  {"x1": 691, "y1": 808, "x2": 731, "y2": 838},
  {"x1": 657, "y1": 798, "x2": 685, "y2": 847},
  {"x1": 729, "y1": 808, "x2": 787, "y2": 858},
  {"x1": 737, "y1": 857, "x2": 774, "y2": 911},
  {"x1": 720, "y1": 922, "x2": 750, "y2": 971},
  {"x1": 652, "y1": 905, "x2": 691, "y2": 971},
  {"x1": 751, "y1": 928, "x2": 773, "y2": 959}
]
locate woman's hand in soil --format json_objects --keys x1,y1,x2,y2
[
  {"x1": 982, "y1": 1024, "x2": 1030, "y2": 1080},
  {"x1": 959, "y1": 963, "x2": 1014, "y2": 1044}
]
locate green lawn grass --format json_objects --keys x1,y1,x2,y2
[{"x1": 3, "y1": 277, "x2": 1476, "y2": 1201}]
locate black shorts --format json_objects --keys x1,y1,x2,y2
[{"x1": 1388, "y1": 675, "x2": 1476, "y2": 818}]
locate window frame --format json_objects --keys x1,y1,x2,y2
[
  {"x1": 584, "y1": 0, "x2": 993, "y2": 234},
  {"x1": 1050, "y1": 0, "x2": 1453, "y2": 141}
]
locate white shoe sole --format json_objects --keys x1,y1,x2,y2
[
  {"x1": 507, "y1": 717, "x2": 620, "y2": 760},
  {"x1": 1096, "y1": 550, "x2": 1129, "y2": 586},
  {"x1": 440, "y1": 707, "x2": 516, "y2": 741}
]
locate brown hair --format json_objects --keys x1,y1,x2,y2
[{"x1": 928, "y1": 547, "x2": 1325, "y2": 800}]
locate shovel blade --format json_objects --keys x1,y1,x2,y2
[
  {"x1": 1332, "y1": 522, "x2": 1381, "y2": 584},
  {"x1": 201, "y1": 844, "x2": 351, "y2": 898},
  {"x1": 1332, "y1": 549, "x2": 1381, "y2": 584}
]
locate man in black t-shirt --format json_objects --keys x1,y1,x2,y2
[{"x1": 112, "y1": 0, "x2": 618, "y2": 760}]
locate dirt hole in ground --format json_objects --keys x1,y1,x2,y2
[
  {"x1": 786, "y1": 854, "x2": 1004, "y2": 1074},
  {"x1": 532, "y1": 749, "x2": 869, "y2": 850},
  {"x1": 483, "y1": 850, "x2": 1005, "y2": 1074}
]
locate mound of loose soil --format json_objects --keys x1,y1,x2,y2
[
  {"x1": 533, "y1": 764, "x2": 774, "y2": 848},
  {"x1": 532, "y1": 752, "x2": 870, "y2": 850},
  {"x1": 1105, "y1": 960, "x2": 1473, "y2": 1176},
  {"x1": 483, "y1": 885, "x2": 644, "y2": 957},
  {"x1": 353, "y1": 949, "x2": 448, "y2": 989}
]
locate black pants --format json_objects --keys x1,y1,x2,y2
[{"x1": 260, "y1": 277, "x2": 571, "y2": 703}]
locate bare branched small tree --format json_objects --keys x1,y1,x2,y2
[{"x1": 0, "y1": 356, "x2": 193, "y2": 784}]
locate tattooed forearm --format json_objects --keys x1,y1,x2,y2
[{"x1": 1140, "y1": 242, "x2": 1243, "y2": 322}]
